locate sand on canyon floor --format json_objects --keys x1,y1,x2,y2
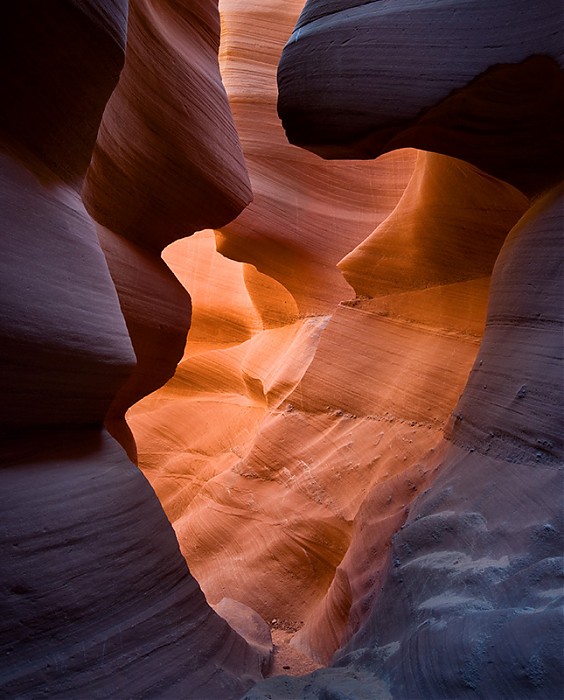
[{"x1": 266, "y1": 620, "x2": 322, "y2": 678}]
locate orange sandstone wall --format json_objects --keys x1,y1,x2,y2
[
  {"x1": 245, "y1": 1, "x2": 563, "y2": 698},
  {"x1": 131, "y1": 152, "x2": 527, "y2": 662},
  {"x1": 216, "y1": 0, "x2": 416, "y2": 315},
  {"x1": 129, "y1": 0, "x2": 414, "y2": 629},
  {"x1": 128, "y1": 7, "x2": 553, "y2": 695}
]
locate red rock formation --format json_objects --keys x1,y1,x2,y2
[
  {"x1": 322, "y1": 189, "x2": 563, "y2": 696},
  {"x1": 81, "y1": 0, "x2": 254, "y2": 454},
  {"x1": 1, "y1": 1, "x2": 266, "y2": 698},
  {"x1": 83, "y1": 0, "x2": 252, "y2": 249},
  {"x1": 129, "y1": 0, "x2": 416, "y2": 636},
  {"x1": 95, "y1": 225, "x2": 191, "y2": 458},
  {"x1": 129, "y1": 6, "x2": 540, "y2": 691},
  {"x1": 5, "y1": 0, "x2": 558, "y2": 696},
  {"x1": 240, "y1": 1, "x2": 563, "y2": 697},
  {"x1": 216, "y1": 0, "x2": 416, "y2": 315}
]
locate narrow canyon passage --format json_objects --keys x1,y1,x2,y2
[
  {"x1": 128, "y1": 151, "x2": 528, "y2": 670},
  {"x1": 1, "y1": 1, "x2": 562, "y2": 699}
]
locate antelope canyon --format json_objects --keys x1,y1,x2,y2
[
  {"x1": 1, "y1": 1, "x2": 265, "y2": 698},
  {"x1": 1, "y1": 1, "x2": 562, "y2": 699}
]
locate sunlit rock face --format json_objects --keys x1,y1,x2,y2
[
  {"x1": 216, "y1": 0, "x2": 416, "y2": 315},
  {"x1": 129, "y1": 0, "x2": 417, "y2": 639},
  {"x1": 128, "y1": 3, "x2": 562, "y2": 697},
  {"x1": 1, "y1": 1, "x2": 265, "y2": 698},
  {"x1": 242, "y1": 0, "x2": 563, "y2": 698}
]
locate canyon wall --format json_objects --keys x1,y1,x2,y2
[
  {"x1": 244, "y1": 0, "x2": 563, "y2": 698},
  {"x1": 2, "y1": 1, "x2": 561, "y2": 698},
  {"x1": 131, "y1": 1, "x2": 562, "y2": 697},
  {"x1": 0, "y1": 1, "x2": 267, "y2": 698}
]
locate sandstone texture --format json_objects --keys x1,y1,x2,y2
[
  {"x1": 278, "y1": 0, "x2": 564, "y2": 194},
  {"x1": 2, "y1": 0, "x2": 562, "y2": 698},
  {"x1": 129, "y1": 0, "x2": 417, "y2": 641},
  {"x1": 216, "y1": 0, "x2": 416, "y2": 315},
  {"x1": 245, "y1": 0, "x2": 563, "y2": 698},
  {"x1": 130, "y1": 1, "x2": 562, "y2": 698},
  {"x1": 81, "y1": 0, "x2": 252, "y2": 456},
  {"x1": 1, "y1": 1, "x2": 265, "y2": 698},
  {"x1": 1, "y1": 429, "x2": 264, "y2": 698}
]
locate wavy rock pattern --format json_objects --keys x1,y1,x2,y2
[
  {"x1": 278, "y1": 0, "x2": 564, "y2": 194},
  {"x1": 243, "y1": 0, "x2": 563, "y2": 697},
  {"x1": 1, "y1": 0, "x2": 127, "y2": 186},
  {"x1": 446, "y1": 187, "x2": 564, "y2": 465},
  {"x1": 1, "y1": 1, "x2": 264, "y2": 698},
  {"x1": 0, "y1": 149, "x2": 134, "y2": 427},
  {"x1": 129, "y1": 0, "x2": 416, "y2": 633},
  {"x1": 95, "y1": 224, "x2": 191, "y2": 458},
  {"x1": 4, "y1": 0, "x2": 561, "y2": 697},
  {"x1": 82, "y1": 0, "x2": 252, "y2": 250},
  {"x1": 1, "y1": 430, "x2": 263, "y2": 699},
  {"x1": 129, "y1": 7, "x2": 560, "y2": 700},
  {"x1": 216, "y1": 0, "x2": 416, "y2": 315},
  {"x1": 82, "y1": 0, "x2": 254, "y2": 453}
]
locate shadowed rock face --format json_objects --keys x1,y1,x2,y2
[
  {"x1": 278, "y1": 0, "x2": 564, "y2": 195},
  {"x1": 1, "y1": 429, "x2": 263, "y2": 699},
  {"x1": 330, "y1": 186, "x2": 564, "y2": 700},
  {"x1": 0, "y1": 0, "x2": 128, "y2": 186},
  {"x1": 1, "y1": 1, "x2": 265, "y2": 698},
  {"x1": 0, "y1": 149, "x2": 134, "y2": 427},
  {"x1": 445, "y1": 187, "x2": 564, "y2": 466}
]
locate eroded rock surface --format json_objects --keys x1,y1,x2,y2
[
  {"x1": 3, "y1": 0, "x2": 561, "y2": 698},
  {"x1": 131, "y1": 3, "x2": 562, "y2": 698},
  {"x1": 1, "y1": 1, "x2": 264, "y2": 698},
  {"x1": 1, "y1": 429, "x2": 263, "y2": 698},
  {"x1": 216, "y1": 0, "x2": 416, "y2": 315},
  {"x1": 243, "y1": 1, "x2": 563, "y2": 698},
  {"x1": 278, "y1": 0, "x2": 564, "y2": 194}
]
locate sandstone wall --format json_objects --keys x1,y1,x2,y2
[
  {"x1": 244, "y1": 1, "x2": 563, "y2": 697},
  {"x1": 0, "y1": 2, "x2": 265, "y2": 697},
  {"x1": 4, "y1": 1, "x2": 559, "y2": 697},
  {"x1": 130, "y1": 4, "x2": 561, "y2": 698}
]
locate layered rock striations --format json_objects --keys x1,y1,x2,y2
[
  {"x1": 3, "y1": 0, "x2": 561, "y2": 697},
  {"x1": 215, "y1": 0, "x2": 416, "y2": 315},
  {"x1": 82, "y1": 0, "x2": 253, "y2": 455},
  {"x1": 243, "y1": 1, "x2": 563, "y2": 697},
  {"x1": 82, "y1": 0, "x2": 252, "y2": 249},
  {"x1": 1, "y1": 1, "x2": 266, "y2": 698},
  {"x1": 127, "y1": 4, "x2": 562, "y2": 698},
  {"x1": 132, "y1": 149, "x2": 528, "y2": 669},
  {"x1": 129, "y1": 0, "x2": 416, "y2": 640},
  {"x1": 277, "y1": 0, "x2": 564, "y2": 194}
]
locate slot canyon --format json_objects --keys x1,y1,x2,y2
[{"x1": 1, "y1": 0, "x2": 562, "y2": 698}]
